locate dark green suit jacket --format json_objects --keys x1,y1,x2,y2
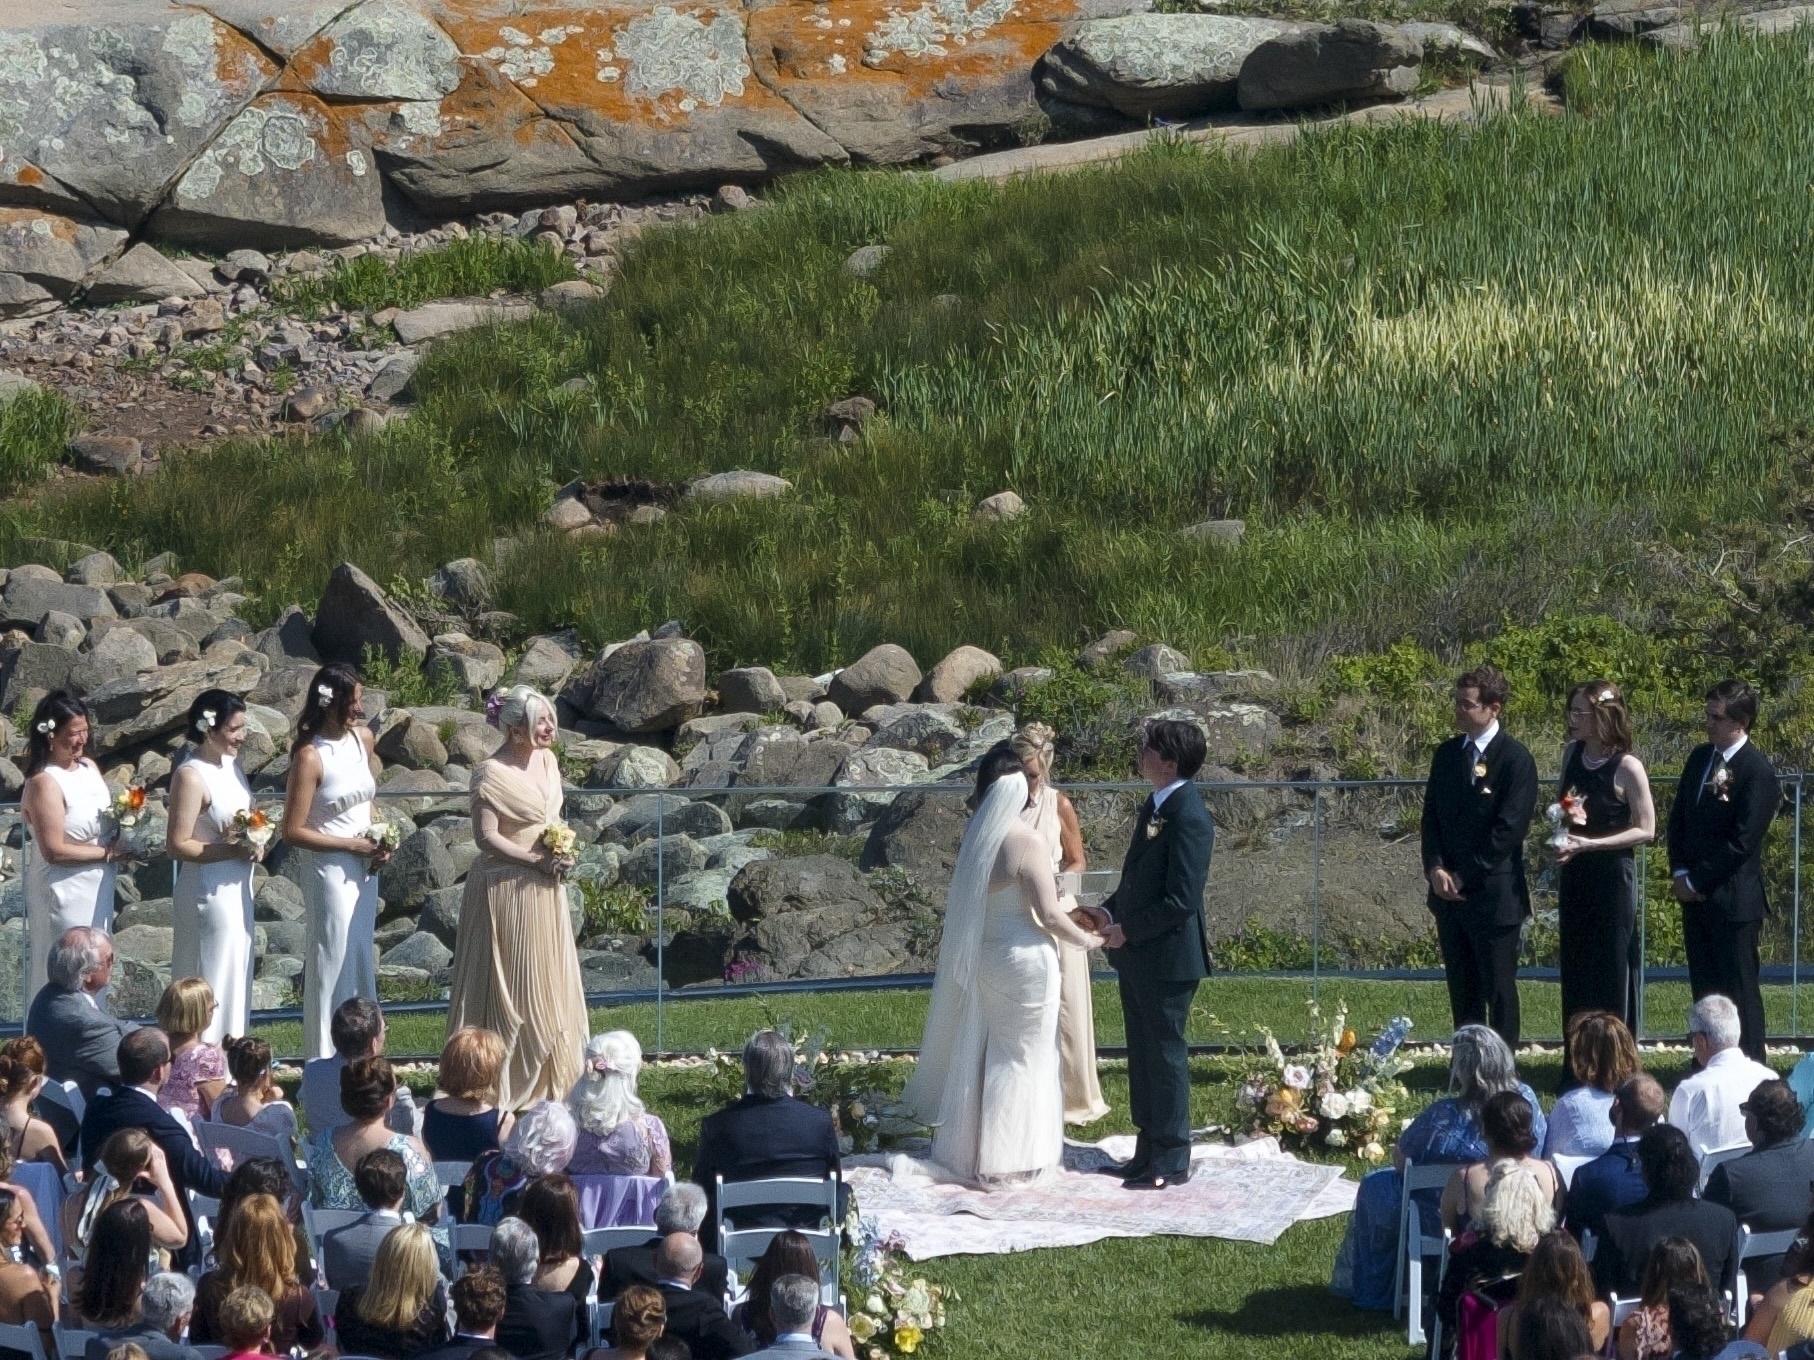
[{"x1": 1102, "y1": 780, "x2": 1214, "y2": 984}]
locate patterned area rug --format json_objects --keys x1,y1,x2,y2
[{"x1": 845, "y1": 1135, "x2": 1356, "y2": 1260}]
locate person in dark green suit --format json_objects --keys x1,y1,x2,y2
[{"x1": 1078, "y1": 718, "x2": 1213, "y2": 1189}]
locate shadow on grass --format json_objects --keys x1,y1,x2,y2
[{"x1": 1182, "y1": 1285, "x2": 1395, "y2": 1337}]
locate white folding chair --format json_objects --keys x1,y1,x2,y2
[
  {"x1": 36, "y1": 1081, "x2": 83, "y2": 1124},
  {"x1": 191, "y1": 1348, "x2": 230, "y2": 1360},
  {"x1": 589, "y1": 1301, "x2": 615, "y2": 1356},
  {"x1": 1550, "y1": 1153, "x2": 1592, "y2": 1189},
  {"x1": 1580, "y1": 1228, "x2": 1598, "y2": 1263},
  {"x1": 1735, "y1": 1227, "x2": 1800, "y2": 1325},
  {"x1": 189, "y1": 1191, "x2": 222, "y2": 1264},
  {"x1": 580, "y1": 1227, "x2": 657, "y2": 1348},
  {"x1": 55, "y1": 1325, "x2": 96, "y2": 1360},
  {"x1": 0, "y1": 1321, "x2": 52, "y2": 1360},
  {"x1": 1612, "y1": 1295, "x2": 1641, "y2": 1328},
  {"x1": 196, "y1": 1121, "x2": 306, "y2": 1191},
  {"x1": 1697, "y1": 1141, "x2": 1750, "y2": 1193},
  {"x1": 314, "y1": 1287, "x2": 340, "y2": 1347},
  {"x1": 451, "y1": 1223, "x2": 493, "y2": 1253},
  {"x1": 714, "y1": 1175, "x2": 841, "y2": 1307},
  {"x1": 434, "y1": 1161, "x2": 471, "y2": 1192},
  {"x1": 302, "y1": 1205, "x2": 368, "y2": 1278},
  {"x1": 1394, "y1": 1159, "x2": 1466, "y2": 1348}
]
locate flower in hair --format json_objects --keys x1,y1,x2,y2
[
  {"x1": 34, "y1": 718, "x2": 54, "y2": 736},
  {"x1": 590, "y1": 1055, "x2": 617, "y2": 1075},
  {"x1": 485, "y1": 691, "x2": 504, "y2": 729},
  {"x1": 1597, "y1": 690, "x2": 1616, "y2": 703},
  {"x1": 200, "y1": 710, "x2": 217, "y2": 729},
  {"x1": 316, "y1": 683, "x2": 334, "y2": 706}
]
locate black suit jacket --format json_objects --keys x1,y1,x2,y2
[
  {"x1": 1594, "y1": 1195, "x2": 1741, "y2": 1299},
  {"x1": 1421, "y1": 729, "x2": 1539, "y2": 926},
  {"x1": 693, "y1": 1094, "x2": 843, "y2": 1251},
  {"x1": 1100, "y1": 780, "x2": 1213, "y2": 984},
  {"x1": 497, "y1": 1283, "x2": 579, "y2": 1360},
  {"x1": 1667, "y1": 741, "x2": 1781, "y2": 922},
  {"x1": 415, "y1": 1336, "x2": 496, "y2": 1360},
  {"x1": 78, "y1": 1085, "x2": 227, "y2": 1264},
  {"x1": 601, "y1": 1237, "x2": 729, "y2": 1301},
  {"x1": 1703, "y1": 1135, "x2": 1814, "y2": 1292},
  {"x1": 651, "y1": 1283, "x2": 753, "y2": 1360}
]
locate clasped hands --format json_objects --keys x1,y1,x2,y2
[
  {"x1": 1426, "y1": 866, "x2": 1465, "y2": 902},
  {"x1": 1070, "y1": 904, "x2": 1125, "y2": 949}
]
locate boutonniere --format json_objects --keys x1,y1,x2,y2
[
  {"x1": 1712, "y1": 765, "x2": 1732, "y2": 802},
  {"x1": 1146, "y1": 816, "x2": 1166, "y2": 840},
  {"x1": 1472, "y1": 761, "x2": 1488, "y2": 781}
]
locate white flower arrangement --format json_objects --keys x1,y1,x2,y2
[{"x1": 1234, "y1": 1002, "x2": 1413, "y2": 1162}]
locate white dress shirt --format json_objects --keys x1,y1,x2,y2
[
  {"x1": 1668, "y1": 1045, "x2": 1777, "y2": 1158},
  {"x1": 1150, "y1": 778, "x2": 1187, "y2": 812}
]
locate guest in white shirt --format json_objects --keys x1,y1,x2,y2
[
  {"x1": 1545, "y1": 1010, "x2": 1642, "y2": 1159},
  {"x1": 1668, "y1": 994, "x2": 1777, "y2": 1158}
]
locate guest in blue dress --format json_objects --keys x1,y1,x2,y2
[
  {"x1": 423, "y1": 1027, "x2": 516, "y2": 1164},
  {"x1": 1544, "y1": 1011, "x2": 1641, "y2": 1159},
  {"x1": 1330, "y1": 1023, "x2": 1548, "y2": 1311}
]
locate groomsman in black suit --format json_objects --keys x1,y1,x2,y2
[
  {"x1": 1668, "y1": 679, "x2": 1780, "y2": 1062},
  {"x1": 1421, "y1": 665, "x2": 1539, "y2": 1050}
]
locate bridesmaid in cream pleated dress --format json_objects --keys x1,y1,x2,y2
[
  {"x1": 1012, "y1": 723, "x2": 1111, "y2": 1125},
  {"x1": 446, "y1": 685, "x2": 588, "y2": 1110}
]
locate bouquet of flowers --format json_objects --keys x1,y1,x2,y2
[
  {"x1": 1547, "y1": 787, "x2": 1588, "y2": 849},
  {"x1": 1234, "y1": 1002, "x2": 1412, "y2": 1161},
  {"x1": 365, "y1": 820, "x2": 403, "y2": 852},
  {"x1": 232, "y1": 807, "x2": 276, "y2": 852},
  {"x1": 110, "y1": 784, "x2": 147, "y2": 829},
  {"x1": 846, "y1": 1212, "x2": 952, "y2": 1358},
  {"x1": 542, "y1": 820, "x2": 578, "y2": 859}
]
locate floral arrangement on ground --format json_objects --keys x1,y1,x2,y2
[
  {"x1": 1234, "y1": 1002, "x2": 1414, "y2": 1161},
  {"x1": 845, "y1": 1211, "x2": 952, "y2": 1357}
]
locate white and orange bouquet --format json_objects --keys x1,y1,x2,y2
[
  {"x1": 232, "y1": 807, "x2": 276, "y2": 852},
  {"x1": 1547, "y1": 787, "x2": 1588, "y2": 848},
  {"x1": 111, "y1": 784, "x2": 147, "y2": 829}
]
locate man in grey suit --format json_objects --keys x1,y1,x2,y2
[
  {"x1": 28, "y1": 927, "x2": 135, "y2": 1100},
  {"x1": 320, "y1": 1148, "x2": 432, "y2": 1288},
  {"x1": 301, "y1": 998, "x2": 419, "y2": 1137},
  {"x1": 745, "y1": 1276, "x2": 836, "y2": 1359},
  {"x1": 85, "y1": 1271, "x2": 204, "y2": 1360}
]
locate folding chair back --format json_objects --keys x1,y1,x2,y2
[{"x1": 1395, "y1": 1159, "x2": 1465, "y2": 1348}]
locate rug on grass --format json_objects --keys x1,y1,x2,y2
[{"x1": 844, "y1": 1135, "x2": 1356, "y2": 1260}]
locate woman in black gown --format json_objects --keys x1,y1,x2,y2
[{"x1": 1553, "y1": 681, "x2": 1657, "y2": 1063}]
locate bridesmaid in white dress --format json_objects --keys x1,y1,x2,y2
[
  {"x1": 21, "y1": 693, "x2": 132, "y2": 1000},
  {"x1": 1012, "y1": 722, "x2": 1111, "y2": 1126},
  {"x1": 903, "y1": 746, "x2": 1105, "y2": 1185},
  {"x1": 168, "y1": 689, "x2": 264, "y2": 1042},
  {"x1": 281, "y1": 664, "x2": 390, "y2": 1061}
]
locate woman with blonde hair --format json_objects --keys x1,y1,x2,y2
[
  {"x1": 155, "y1": 977, "x2": 227, "y2": 1122},
  {"x1": 591, "y1": 1283, "x2": 663, "y2": 1360},
  {"x1": 446, "y1": 685, "x2": 589, "y2": 1109},
  {"x1": 1010, "y1": 722, "x2": 1108, "y2": 1125},
  {"x1": 566, "y1": 1032, "x2": 671, "y2": 1179},
  {"x1": 335, "y1": 1222, "x2": 450, "y2": 1359},
  {"x1": 190, "y1": 1193, "x2": 324, "y2": 1354},
  {"x1": 424, "y1": 1027, "x2": 516, "y2": 1163},
  {"x1": 61, "y1": 1129, "x2": 187, "y2": 1259},
  {"x1": 1554, "y1": 680, "x2": 1656, "y2": 1051}
]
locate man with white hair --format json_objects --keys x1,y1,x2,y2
[
  {"x1": 491, "y1": 1218, "x2": 582, "y2": 1360},
  {"x1": 601, "y1": 1181, "x2": 730, "y2": 1301},
  {"x1": 84, "y1": 1271, "x2": 203, "y2": 1360},
  {"x1": 26, "y1": 926, "x2": 136, "y2": 1103},
  {"x1": 1669, "y1": 994, "x2": 1776, "y2": 1158}
]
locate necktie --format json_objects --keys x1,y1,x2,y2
[
  {"x1": 1466, "y1": 742, "x2": 1481, "y2": 783},
  {"x1": 1700, "y1": 752, "x2": 1724, "y2": 804}
]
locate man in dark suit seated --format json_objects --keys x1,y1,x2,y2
[
  {"x1": 27, "y1": 927, "x2": 136, "y2": 1110},
  {"x1": 1703, "y1": 1077, "x2": 1814, "y2": 1295},
  {"x1": 78, "y1": 1028, "x2": 228, "y2": 1268},
  {"x1": 416, "y1": 1265, "x2": 508, "y2": 1360},
  {"x1": 693, "y1": 1032, "x2": 844, "y2": 1250},
  {"x1": 1593, "y1": 1124, "x2": 1742, "y2": 1300},
  {"x1": 84, "y1": 1270, "x2": 205, "y2": 1360},
  {"x1": 1567, "y1": 1073, "x2": 1665, "y2": 1244},
  {"x1": 646, "y1": 1234, "x2": 752, "y2": 1360},
  {"x1": 600, "y1": 1180, "x2": 729, "y2": 1301}
]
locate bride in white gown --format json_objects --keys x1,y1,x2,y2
[{"x1": 902, "y1": 746, "x2": 1106, "y2": 1185}]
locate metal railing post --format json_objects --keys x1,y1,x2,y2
[
  {"x1": 655, "y1": 795, "x2": 665, "y2": 1056},
  {"x1": 1311, "y1": 786, "x2": 1322, "y2": 1005},
  {"x1": 1795, "y1": 779, "x2": 1803, "y2": 1037},
  {"x1": 1636, "y1": 842, "x2": 1647, "y2": 1041}
]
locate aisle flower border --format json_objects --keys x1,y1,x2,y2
[{"x1": 1232, "y1": 1001, "x2": 1413, "y2": 1161}]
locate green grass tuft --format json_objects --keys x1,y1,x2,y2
[
  {"x1": 0, "y1": 389, "x2": 81, "y2": 493},
  {"x1": 273, "y1": 237, "x2": 578, "y2": 315}
]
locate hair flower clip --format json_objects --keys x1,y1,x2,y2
[
  {"x1": 1597, "y1": 690, "x2": 1616, "y2": 704},
  {"x1": 34, "y1": 718, "x2": 54, "y2": 736},
  {"x1": 201, "y1": 710, "x2": 217, "y2": 728},
  {"x1": 316, "y1": 683, "x2": 335, "y2": 707},
  {"x1": 590, "y1": 1056, "x2": 617, "y2": 1075},
  {"x1": 485, "y1": 691, "x2": 504, "y2": 729}
]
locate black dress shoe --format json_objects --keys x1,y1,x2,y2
[
  {"x1": 1095, "y1": 1160, "x2": 1141, "y2": 1178},
  {"x1": 1123, "y1": 1166, "x2": 1191, "y2": 1190}
]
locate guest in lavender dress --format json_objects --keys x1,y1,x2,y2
[
  {"x1": 1331, "y1": 1024, "x2": 1548, "y2": 1311},
  {"x1": 566, "y1": 1032, "x2": 672, "y2": 1180}
]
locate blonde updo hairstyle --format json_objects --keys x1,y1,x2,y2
[
  {"x1": 495, "y1": 685, "x2": 555, "y2": 739},
  {"x1": 1009, "y1": 722, "x2": 1057, "y2": 777}
]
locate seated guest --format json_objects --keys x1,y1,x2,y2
[
  {"x1": 463, "y1": 1103, "x2": 576, "y2": 1227},
  {"x1": 190, "y1": 1193, "x2": 325, "y2": 1355},
  {"x1": 215, "y1": 1285, "x2": 275, "y2": 1360},
  {"x1": 335, "y1": 1222, "x2": 451, "y2": 1360},
  {"x1": 71, "y1": 1200, "x2": 156, "y2": 1327},
  {"x1": 1440, "y1": 1090, "x2": 1563, "y2": 1233},
  {"x1": 305, "y1": 1056, "x2": 441, "y2": 1220},
  {"x1": 1330, "y1": 1024, "x2": 1547, "y2": 1309},
  {"x1": 593, "y1": 1284, "x2": 663, "y2": 1360},
  {"x1": 1435, "y1": 1163, "x2": 1556, "y2": 1343},
  {"x1": 418, "y1": 1265, "x2": 509, "y2": 1360},
  {"x1": 154, "y1": 979, "x2": 227, "y2": 1123},
  {"x1": 0, "y1": 1041, "x2": 66, "y2": 1172},
  {"x1": 215, "y1": 1158, "x2": 309, "y2": 1281},
  {"x1": 1544, "y1": 1010, "x2": 1640, "y2": 1159},
  {"x1": 491, "y1": 1217, "x2": 579, "y2": 1360},
  {"x1": 1499, "y1": 1230, "x2": 1611, "y2": 1360},
  {"x1": 1595, "y1": 1125, "x2": 1741, "y2": 1300},
  {"x1": 85, "y1": 1271, "x2": 204, "y2": 1360},
  {"x1": 1567, "y1": 1074, "x2": 1665, "y2": 1244},
  {"x1": 64, "y1": 1129, "x2": 188, "y2": 1260},
  {"x1": 730, "y1": 1233, "x2": 853, "y2": 1359},
  {"x1": 426, "y1": 1029, "x2": 515, "y2": 1167},
  {"x1": 3, "y1": 1036, "x2": 76, "y2": 1160},
  {"x1": 694, "y1": 1033, "x2": 844, "y2": 1250},
  {"x1": 1671, "y1": 1283, "x2": 1759, "y2": 1360},
  {"x1": 1670, "y1": 995, "x2": 1776, "y2": 1159},
  {"x1": 301, "y1": 998, "x2": 419, "y2": 1138},
  {"x1": 517, "y1": 1175, "x2": 593, "y2": 1332},
  {"x1": 204, "y1": 1036, "x2": 297, "y2": 1142},
  {"x1": 27, "y1": 927, "x2": 135, "y2": 1101},
  {"x1": 602, "y1": 1182, "x2": 729, "y2": 1303},
  {"x1": 78, "y1": 1035, "x2": 227, "y2": 1268},
  {"x1": 1620, "y1": 1238, "x2": 1710, "y2": 1360},
  {"x1": 0, "y1": 1140, "x2": 57, "y2": 1270},
  {"x1": 0, "y1": 1187, "x2": 57, "y2": 1353},
  {"x1": 567, "y1": 1032, "x2": 671, "y2": 1179},
  {"x1": 649, "y1": 1233, "x2": 750, "y2": 1360},
  {"x1": 1742, "y1": 1209, "x2": 1814, "y2": 1350},
  {"x1": 1514, "y1": 1295, "x2": 1595, "y2": 1360},
  {"x1": 1704, "y1": 1078, "x2": 1814, "y2": 1296},
  {"x1": 746, "y1": 1276, "x2": 840, "y2": 1360},
  {"x1": 321, "y1": 1148, "x2": 414, "y2": 1290}
]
